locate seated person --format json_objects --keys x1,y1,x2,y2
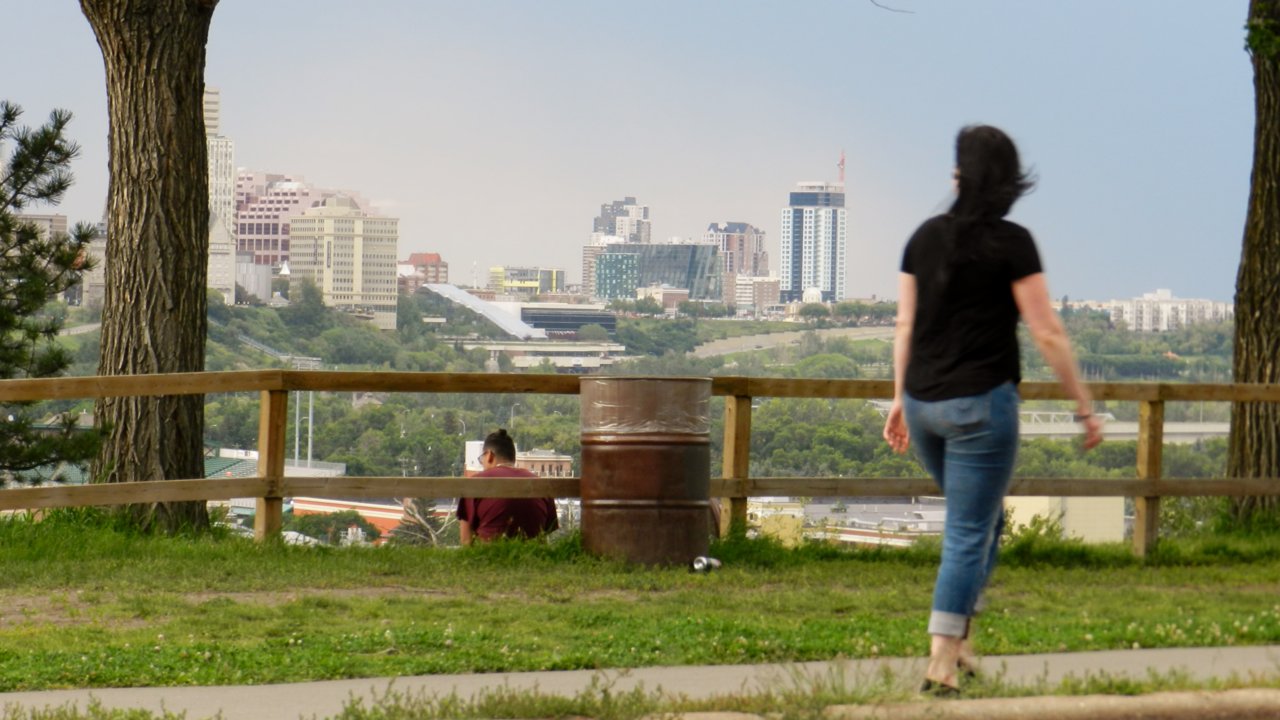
[{"x1": 457, "y1": 428, "x2": 559, "y2": 545}]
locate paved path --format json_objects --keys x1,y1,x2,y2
[
  {"x1": 1, "y1": 645, "x2": 1277, "y2": 719},
  {"x1": 57, "y1": 322, "x2": 100, "y2": 336}
]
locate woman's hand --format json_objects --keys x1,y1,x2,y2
[
  {"x1": 883, "y1": 400, "x2": 910, "y2": 454},
  {"x1": 1080, "y1": 414, "x2": 1104, "y2": 450}
]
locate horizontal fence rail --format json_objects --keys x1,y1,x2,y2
[{"x1": 1, "y1": 370, "x2": 1278, "y2": 554}]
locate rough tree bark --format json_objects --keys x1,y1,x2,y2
[
  {"x1": 80, "y1": 0, "x2": 218, "y2": 532},
  {"x1": 1231, "y1": 0, "x2": 1280, "y2": 520}
]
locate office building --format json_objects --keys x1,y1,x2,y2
[
  {"x1": 235, "y1": 171, "x2": 355, "y2": 268},
  {"x1": 14, "y1": 214, "x2": 80, "y2": 304},
  {"x1": 583, "y1": 197, "x2": 650, "y2": 296},
  {"x1": 398, "y1": 252, "x2": 449, "y2": 294},
  {"x1": 733, "y1": 275, "x2": 781, "y2": 315},
  {"x1": 594, "y1": 253, "x2": 639, "y2": 300},
  {"x1": 235, "y1": 251, "x2": 272, "y2": 304},
  {"x1": 604, "y1": 242, "x2": 722, "y2": 300},
  {"x1": 288, "y1": 196, "x2": 399, "y2": 330},
  {"x1": 780, "y1": 181, "x2": 846, "y2": 303},
  {"x1": 14, "y1": 213, "x2": 68, "y2": 239},
  {"x1": 488, "y1": 266, "x2": 566, "y2": 297},
  {"x1": 637, "y1": 284, "x2": 690, "y2": 311}
]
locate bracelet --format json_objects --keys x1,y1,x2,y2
[{"x1": 1072, "y1": 413, "x2": 1093, "y2": 422}]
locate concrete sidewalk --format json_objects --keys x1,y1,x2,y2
[{"x1": 0, "y1": 645, "x2": 1277, "y2": 720}]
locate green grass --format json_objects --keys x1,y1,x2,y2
[{"x1": 2, "y1": 512, "x2": 1280, "y2": 697}]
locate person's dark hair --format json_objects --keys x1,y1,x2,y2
[
  {"x1": 937, "y1": 125, "x2": 1036, "y2": 288},
  {"x1": 482, "y1": 428, "x2": 516, "y2": 462},
  {"x1": 949, "y1": 124, "x2": 1035, "y2": 231}
]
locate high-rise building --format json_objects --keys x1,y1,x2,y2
[
  {"x1": 235, "y1": 171, "x2": 352, "y2": 267},
  {"x1": 204, "y1": 87, "x2": 236, "y2": 304},
  {"x1": 203, "y1": 87, "x2": 222, "y2": 135},
  {"x1": 779, "y1": 181, "x2": 846, "y2": 303},
  {"x1": 583, "y1": 197, "x2": 650, "y2": 297},
  {"x1": 593, "y1": 197, "x2": 650, "y2": 243},
  {"x1": 204, "y1": 87, "x2": 236, "y2": 248},
  {"x1": 288, "y1": 196, "x2": 399, "y2": 330},
  {"x1": 706, "y1": 222, "x2": 768, "y2": 278}
]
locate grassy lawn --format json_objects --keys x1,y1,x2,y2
[
  {"x1": 692, "y1": 319, "x2": 799, "y2": 344},
  {"x1": 1, "y1": 513, "x2": 1279, "y2": 696}
]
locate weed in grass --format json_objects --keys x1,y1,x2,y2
[
  {"x1": 330, "y1": 674, "x2": 666, "y2": 720},
  {"x1": 0, "y1": 700, "x2": 198, "y2": 720}
]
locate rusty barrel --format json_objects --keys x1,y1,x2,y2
[{"x1": 580, "y1": 377, "x2": 711, "y2": 564}]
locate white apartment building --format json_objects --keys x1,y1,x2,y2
[
  {"x1": 288, "y1": 196, "x2": 399, "y2": 330},
  {"x1": 1108, "y1": 289, "x2": 1233, "y2": 332},
  {"x1": 780, "y1": 182, "x2": 847, "y2": 303}
]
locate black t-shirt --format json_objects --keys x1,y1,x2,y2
[{"x1": 900, "y1": 214, "x2": 1042, "y2": 401}]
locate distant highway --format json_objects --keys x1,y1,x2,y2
[{"x1": 692, "y1": 325, "x2": 894, "y2": 358}]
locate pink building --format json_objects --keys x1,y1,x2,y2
[{"x1": 235, "y1": 171, "x2": 366, "y2": 267}]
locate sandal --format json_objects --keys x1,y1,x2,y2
[{"x1": 919, "y1": 678, "x2": 961, "y2": 697}]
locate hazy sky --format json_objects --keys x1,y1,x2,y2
[{"x1": 6, "y1": 1, "x2": 1254, "y2": 302}]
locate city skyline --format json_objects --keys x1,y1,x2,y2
[{"x1": 6, "y1": 2, "x2": 1252, "y2": 303}]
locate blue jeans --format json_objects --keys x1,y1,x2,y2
[{"x1": 904, "y1": 382, "x2": 1019, "y2": 638}]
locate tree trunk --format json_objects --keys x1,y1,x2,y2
[
  {"x1": 81, "y1": 0, "x2": 218, "y2": 532},
  {"x1": 1231, "y1": 0, "x2": 1280, "y2": 520}
]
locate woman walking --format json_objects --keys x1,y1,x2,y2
[{"x1": 882, "y1": 125, "x2": 1103, "y2": 693}]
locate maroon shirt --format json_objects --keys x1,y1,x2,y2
[{"x1": 456, "y1": 466, "x2": 559, "y2": 541}]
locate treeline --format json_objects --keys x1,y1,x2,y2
[
  {"x1": 51, "y1": 290, "x2": 1238, "y2": 502},
  {"x1": 1022, "y1": 310, "x2": 1232, "y2": 382}
]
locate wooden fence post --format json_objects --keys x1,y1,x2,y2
[
  {"x1": 255, "y1": 389, "x2": 288, "y2": 541},
  {"x1": 1133, "y1": 399, "x2": 1164, "y2": 558},
  {"x1": 722, "y1": 394, "x2": 752, "y2": 535}
]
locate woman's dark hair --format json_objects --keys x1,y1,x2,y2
[
  {"x1": 483, "y1": 428, "x2": 516, "y2": 462},
  {"x1": 935, "y1": 125, "x2": 1036, "y2": 289},
  {"x1": 949, "y1": 124, "x2": 1035, "y2": 231}
]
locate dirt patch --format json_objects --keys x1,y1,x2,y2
[
  {"x1": 181, "y1": 586, "x2": 454, "y2": 605},
  {"x1": 0, "y1": 586, "x2": 456, "y2": 629},
  {"x1": 0, "y1": 592, "x2": 106, "y2": 628}
]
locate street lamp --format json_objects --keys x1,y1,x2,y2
[{"x1": 509, "y1": 402, "x2": 519, "y2": 430}]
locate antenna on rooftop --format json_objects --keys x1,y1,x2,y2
[{"x1": 838, "y1": 149, "x2": 846, "y2": 184}]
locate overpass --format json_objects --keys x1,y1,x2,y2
[{"x1": 1020, "y1": 420, "x2": 1228, "y2": 443}]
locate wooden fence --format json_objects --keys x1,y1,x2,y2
[{"x1": 1, "y1": 370, "x2": 1278, "y2": 556}]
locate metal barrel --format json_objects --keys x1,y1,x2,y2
[{"x1": 579, "y1": 377, "x2": 711, "y2": 564}]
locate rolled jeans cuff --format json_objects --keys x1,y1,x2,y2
[{"x1": 928, "y1": 610, "x2": 968, "y2": 638}]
